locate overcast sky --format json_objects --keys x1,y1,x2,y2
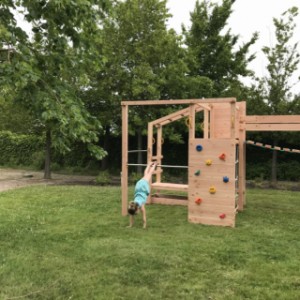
[{"x1": 166, "y1": 0, "x2": 300, "y2": 93}]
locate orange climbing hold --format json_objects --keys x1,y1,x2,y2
[
  {"x1": 195, "y1": 198, "x2": 202, "y2": 205},
  {"x1": 219, "y1": 153, "x2": 226, "y2": 161}
]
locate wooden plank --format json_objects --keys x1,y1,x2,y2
[
  {"x1": 189, "y1": 139, "x2": 237, "y2": 164},
  {"x1": 151, "y1": 182, "x2": 188, "y2": 192},
  {"x1": 121, "y1": 98, "x2": 236, "y2": 106},
  {"x1": 204, "y1": 109, "x2": 209, "y2": 138},
  {"x1": 151, "y1": 107, "x2": 189, "y2": 126},
  {"x1": 189, "y1": 104, "x2": 196, "y2": 140},
  {"x1": 151, "y1": 196, "x2": 188, "y2": 206},
  {"x1": 188, "y1": 215, "x2": 235, "y2": 227},
  {"x1": 156, "y1": 126, "x2": 162, "y2": 183},
  {"x1": 246, "y1": 123, "x2": 300, "y2": 131},
  {"x1": 238, "y1": 101, "x2": 246, "y2": 210},
  {"x1": 121, "y1": 104, "x2": 129, "y2": 216},
  {"x1": 246, "y1": 115, "x2": 300, "y2": 124}
]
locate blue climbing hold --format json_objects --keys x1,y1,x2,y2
[
  {"x1": 196, "y1": 145, "x2": 203, "y2": 152},
  {"x1": 223, "y1": 176, "x2": 229, "y2": 183}
]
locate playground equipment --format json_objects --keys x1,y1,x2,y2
[{"x1": 121, "y1": 98, "x2": 300, "y2": 227}]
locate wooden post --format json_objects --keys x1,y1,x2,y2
[
  {"x1": 204, "y1": 109, "x2": 209, "y2": 139},
  {"x1": 189, "y1": 104, "x2": 196, "y2": 140},
  {"x1": 121, "y1": 104, "x2": 129, "y2": 216},
  {"x1": 230, "y1": 101, "x2": 236, "y2": 139},
  {"x1": 238, "y1": 102, "x2": 246, "y2": 210},
  {"x1": 156, "y1": 125, "x2": 163, "y2": 183}
]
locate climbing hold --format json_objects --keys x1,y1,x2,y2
[
  {"x1": 209, "y1": 186, "x2": 216, "y2": 194},
  {"x1": 219, "y1": 213, "x2": 226, "y2": 219},
  {"x1": 194, "y1": 170, "x2": 201, "y2": 176},
  {"x1": 195, "y1": 198, "x2": 202, "y2": 205},
  {"x1": 219, "y1": 153, "x2": 226, "y2": 161},
  {"x1": 206, "y1": 159, "x2": 212, "y2": 166},
  {"x1": 196, "y1": 145, "x2": 203, "y2": 152},
  {"x1": 223, "y1": 176, "x2": 229, "y2": 183}
]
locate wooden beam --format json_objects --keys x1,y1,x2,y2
[
  {"x1": 246, "y1": 123, "x2": 300, "y2": 131},
  {"x1": 246, "y1": 115, "x2": 300, "y2": 124},
  {"x1": 121, "y1": 104, "x2": 129, "y2": 216},
  {"x1": 121, "y1": 98, "x2": 236, "y2": 106}
]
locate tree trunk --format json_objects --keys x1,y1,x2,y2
[
  {"x1": 101, "y1": 125, "x2": 111, "y2": 171},
  {"x1": 137, "y1": 129, "x2": 143, "y2": 175},
  {"x1": 44, "y1": 129, "x2": 52, "y2": 179},
  {"x1": 271, "y1": 140, "x2": 278, "y2": 186}
]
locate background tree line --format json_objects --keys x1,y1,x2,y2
[{"x1": 0, "y1": 0, "x2": 299, "y2": 182}]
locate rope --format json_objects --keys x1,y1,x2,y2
[{"x1": 246, "y1": 140, "x2": 300, "y2": 154}]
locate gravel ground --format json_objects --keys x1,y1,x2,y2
[{"x1": 0, "y1": 168, "x2": 96, "y2": 192}]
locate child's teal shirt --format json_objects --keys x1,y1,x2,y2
[{"x1": 134, "y1": 178, "x2": 150, "y2": 207}]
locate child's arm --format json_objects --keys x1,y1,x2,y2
[
  {"x1": 128, "y1": 215, "x2": 134, "y2": 227},
  {"x1": 143, "y1": 162, "x2": 157, "y2": 181},
  {"x1": 140, "y1": 205, "x2": 147, "y2": 229}
]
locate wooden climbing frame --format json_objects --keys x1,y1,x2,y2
[{"x1": 121, "y1": 98, "x2": 300, "y2": 227}]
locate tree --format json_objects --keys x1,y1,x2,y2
[
  {"x1": 258, "y1": 7, "x2": 300, "y2": 184},
  {"x1": 91, "y1": 0, "x2": 210, "y2": 172},
  {"x1": 0, "y1": 0, "x2": 109, "y2": 178},
  {"x1": 183, "y1": 0, "x2": 257, "y2": 97}
]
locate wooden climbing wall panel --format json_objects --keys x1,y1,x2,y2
[{"x1": 188, "y1": 139, "x2": 237, "y2": 227}]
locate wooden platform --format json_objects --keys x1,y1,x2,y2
[
  {"x1": 150, "y1": 194, "x2": 188, "y2": 206},
  {"x1": 151, "y1": 182, "x2": 188, "y2": 192}
]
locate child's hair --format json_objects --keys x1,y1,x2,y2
[{"x1": 128, "y1": 201, "x2": 138, "y2": 215}]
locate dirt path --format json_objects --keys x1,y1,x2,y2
[{"x1": 0, "y1": 168, "x2": 96, "y2": 192}]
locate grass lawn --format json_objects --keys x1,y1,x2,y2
[{"x1": 0, "y1": 186, "x2": 299, "y2": 300}]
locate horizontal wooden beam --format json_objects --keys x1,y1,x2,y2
[
  {"x1": 246, "y1": 115, "x2": 300, "y2": 124},
  {"x1": 121, "y1": 98, "x2": 236, "y2": 106},
  {"x1": 246, "y1": 123, "x2": 300, "y2": 131}
]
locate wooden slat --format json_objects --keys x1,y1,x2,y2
[
  {"x1": 152, "y1": 182, "x2": 188, "y2": 192},
  {"x1": 151, "y1": 195, "x2": 188, "y2": 206},
  {"x1": 246, "y1": 115, "x2": 300, "y2": 124},
  {"x1": 188, "y1": 215, "x2": 235, "y2": 227},
  {"x1": 121, "y1": 104, "x2": 129, "y2": 216},
  {"x1": 121, "y1": 98, "x2": 236, "y2": 106},
  {"x1": 246, "y1": 123, "x2": 300, "y2": 131}
]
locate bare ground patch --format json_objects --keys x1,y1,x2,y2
[{"x1": 0, "y1": 168, "x2": 97, "y2": 192}]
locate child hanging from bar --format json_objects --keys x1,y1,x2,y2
[{"x1": 127, "y1": 162, "x2": 157, "y2": 229}]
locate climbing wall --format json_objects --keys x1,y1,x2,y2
[{"x1": 188, "y1": 139, "x2": 237, "y2": 227}]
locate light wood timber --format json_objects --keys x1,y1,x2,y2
[
  {"x1": 121, "y1": 98, "x2": 236, "y2": 106},
  {"x1": 121, "y1": 104, "x2": 129, "y2": 216}
]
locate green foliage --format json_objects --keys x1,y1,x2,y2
[
  {"x1": 184, "y1": 0, "x2": 258, "y2": 96},
  {"x1": 0, "y1": 131, "x2": 43, "y2": 166},
  {"x1": 0, "y1": 186, "x2": 299, "y2": 299},
  {"x1": 0, "y1": 0, "x2": 109, "y2": 174},
  {"x1": 95, "y1": 170, "x2": 111, "y2": 185},
  {"x1": 259, "y1": 7, "x2": 300, "y2": 113}
]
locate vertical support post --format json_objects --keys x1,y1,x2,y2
[
  {"x1": 238, "y1": 101, "x2": 246, "y2": 211},
  {"x1": 189, "y1": 104, "x2": 196, "y2": 140},
  {"x1": 156, "y1": 125, "x2": 163, "y2": 183},
  {"x1": 147, "y1": 122, "x2": 153, "y2": 164},
  {"x1": 147, "y1": 122, "x2": 154, "y2": 204},
  {"x1": 122, "y1": 103, "x2": 129, "y2": 216},
  {"x1": 230, "y1": 101, "x2": 236, "y2": 139},
  {"x1": 210, "y1": 104, "x2": 215, "y2": 138},
  {"x1": 204, "y1": 109, "x2": 209, "y2": 138}
]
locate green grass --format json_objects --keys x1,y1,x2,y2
[{"x1": 0, "y1": 186, "x2": 299, "y2": 300}]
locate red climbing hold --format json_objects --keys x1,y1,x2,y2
[
  {"x1": 195, "y1": 198, "x2": 202, "y2": 205},
  {"x1": 219, "y1": 153, "x2": 226, "y2": 161},
  {"x1": 219, "y1": 213, "x2": 226, "y2": 219}
]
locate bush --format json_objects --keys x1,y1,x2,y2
[
  {"x1": 96, "y1": 171, "x2": 111, "y2": 185},
  {"x1": 0, "y1": 131, "x2": 44, "y2": 167}
]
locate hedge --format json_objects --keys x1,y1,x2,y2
[{"x1": 0, "y1": 131, "x2": 44, "y2": 167}]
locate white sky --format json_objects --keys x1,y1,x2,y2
[{"x1": 167, "y1": 0, "x2": 300, "y2": 93}]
